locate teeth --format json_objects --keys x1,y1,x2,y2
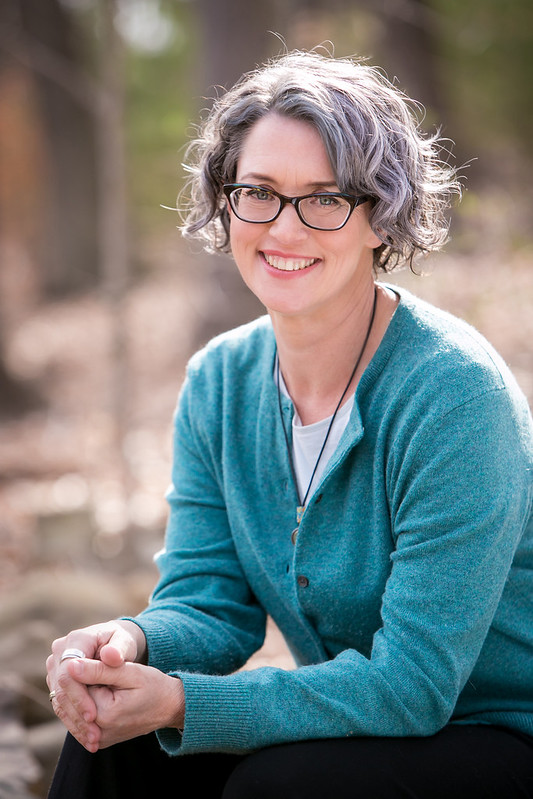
[{"x1": 264, "y1": 254, "x2": 316, "y2": 272}]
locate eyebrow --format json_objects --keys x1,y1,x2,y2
[{"x1": 237, "y1": 173, "x2": 339, "y2": 191}]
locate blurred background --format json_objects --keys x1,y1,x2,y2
[{"x1": 0, "y1": 0, "x2": 532, "y2": 795}]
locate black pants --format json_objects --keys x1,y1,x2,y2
[{"x1": 48, "y1": 725, "x2": 533, "y2": 798}]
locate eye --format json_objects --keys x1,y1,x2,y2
[
  {"x1": 244, "y1": 187, "x2": 274, "y2": 202},
  {"x1": 315, "y1": 194, "x2": 342, "y2": 208}
]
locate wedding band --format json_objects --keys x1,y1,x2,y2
[
  {"x1": 60, "y1": 648, "x2": 86, "y2": 662},
  {"x1": 49, "y1": 690, "x2": 56, "y2": 702}
]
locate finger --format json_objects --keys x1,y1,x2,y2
[
  {"x1": 46, "y1": 626, "x2": 115, "y2": 747},
  {"x1": 50, "y1": 675, "x2": 102, "y2": 753},
  {"x1": 98, "y1": 626, "x2": 136, "y2": 667},
  {"x1": 50, "y1": 630, "x2": 97, "y2": 663},
  {"x1": 84, "y1": 670, "x2": 173, "y2": 750},
  {"x1": 48, "y1": 648, "x2": 99, "y2": 734},
  {"x1": 54, "y1": 662, "x2": 98, "y2": 725},
  {"x1": 47, "y1": 626, "x2": 125, "y2": 704},
  {"x1": 67, "y1": 656, "x2": 132, "y2": 688},
  {"x1": 52, "y1": 699, "x2": 102, "y2": 753},
  {"x1": 48, "y1": 621, "x2": 145, "y2": 683},
  {"x1": 88, "y1": 684, "x2": 115, "y2": 719},
  {"x1": 46, "y1": 653, "x2": 54, "y2": 690},
  {"x1": 49, "y1": 623, "x2": 127, "y2": 669}
]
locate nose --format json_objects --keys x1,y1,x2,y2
[{"x1": 269, "y1": 202, "x2": 307, "y2": 241}]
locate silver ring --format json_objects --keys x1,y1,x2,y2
[
  {"x1": 60, "y1": 648, "x2": 86, "y2": 662},
  {"x1": 49, "y1": 690, "x2": 56, "y2": 702}
]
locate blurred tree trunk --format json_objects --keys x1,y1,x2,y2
[
  {"x1": 373, "y1": 0, "x2": 448, "y2": 126},
  {"x1": 96, "y1": 0, "x2": 132, "y2": 505},
  {"x1": 0, "y1": 14, "x2": 45, "y2": 415},
  {"x1": 193, "y1": 0, "x2": 276, "y2": 95},
  {"x1": 0, "y1": 0, "x2": 99, "y2": 296},
  {"x1": 287, "y1": 0, "x2": 448, "y2": 128}
]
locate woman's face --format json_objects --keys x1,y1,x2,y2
[{"x1": 228, "y1": 112, "x2": 380, "y2": 323}]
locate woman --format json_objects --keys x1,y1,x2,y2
[{"x1": 46, "y1": 51, "x2": 533, "y2": 797}]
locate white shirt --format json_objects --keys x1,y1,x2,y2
[{"x1": 278, "y1": 369, "x2": 354, "y2": 503}]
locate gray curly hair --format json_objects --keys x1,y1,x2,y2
[{"x1": 180, "y1": 50, "x2": 461, "y2": 271}]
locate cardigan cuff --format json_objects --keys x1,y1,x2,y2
[{"x1": 162, "y1": 670, "x2": 257, "y2": 755}]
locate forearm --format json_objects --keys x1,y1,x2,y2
[{"x1": 167, "y1": 644, "x2": 452, "y2": 755}]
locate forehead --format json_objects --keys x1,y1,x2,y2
[{"x1": 236, "y1": 113, "x2": 336, "y2": 187}]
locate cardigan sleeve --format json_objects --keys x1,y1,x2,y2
[
  {"x1": 157, "y1": 382, "x2": 533, "y2": 755},
  {"x1": 127, "y1": 370, "x2": 267, "y2": 676}
]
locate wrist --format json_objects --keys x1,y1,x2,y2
[{"x1": 166, "y1": 676, "x2": 185, "y2": 731}]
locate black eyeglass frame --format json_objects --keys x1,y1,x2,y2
[{"x1": 223, "y1": 183, "x2": 370, "y2": 231}]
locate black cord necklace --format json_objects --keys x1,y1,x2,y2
[{"x1": 276, "y1": 285, "x2": 378, "y2": 527}]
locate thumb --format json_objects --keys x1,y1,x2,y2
[
  {"x1": 99, "y1": 627, "x2": 136, "y2": 667},
  {"x1": 98, "y1": 625, "x2": 138, "y2": 668},
  {"x1": 68, "y1": 657, "x2": 129, "y2": 688}
]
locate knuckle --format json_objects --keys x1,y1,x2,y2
[
  {"x1": 53, "y1": 702, "x2": 67, "y2": 723},
  {"x1": 57, "y1": 671, "x2": 72, "y2": 692},
  {"x1": 92, "y1": 660, "x2": 105, "y2": 680},
  {"x1": 51, "y1": 637, "x2": 67, "y2": 655}
]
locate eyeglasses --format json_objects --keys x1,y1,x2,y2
[{"x1": 223, "y1": 184, "x2": 369, "y2": 231}]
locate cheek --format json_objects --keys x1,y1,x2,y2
[
  {"x1": 229, "y1": 226, "x2": 250, "y2": 271},
  {"x1": 229, "y1": 217, "x2": 256, "y2": 253}
]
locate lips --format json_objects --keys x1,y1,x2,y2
[{"x1": 262, "y1": 252, "x2": 318, "y2": 272}]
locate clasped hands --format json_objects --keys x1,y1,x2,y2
[{"x1": 46, "y1": 620, "x2": 185, "y2": 753}]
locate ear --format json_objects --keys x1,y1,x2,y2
[
  {"x1": 366, "y1": 228, "x2": 383, "y2": 249},
  {"x1": 361, "y1": 202, "x2": 383, "y2": 249}
]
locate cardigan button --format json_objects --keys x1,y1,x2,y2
[
  {"x1": 297, "y1": 575, "x2": 309, "y2": 588},
  {"x1": 290, "y1": 527, "x2": 298, "y2": 545}
]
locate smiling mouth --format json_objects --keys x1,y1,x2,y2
[{"x1": 263, "y1": 253, "x2": 318, "y2": 272}]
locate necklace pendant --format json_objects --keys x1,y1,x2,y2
[{"x1": 296, "y1": 505, "x2": 305, "y2": 525}]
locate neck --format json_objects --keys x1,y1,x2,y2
[{"x1": 272, "y1": 279, "x2": 383, "y2": 425}]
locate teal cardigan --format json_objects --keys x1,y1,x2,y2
[{"x1": 130, "y1": 286, "x2": 533, "y2": 755}]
